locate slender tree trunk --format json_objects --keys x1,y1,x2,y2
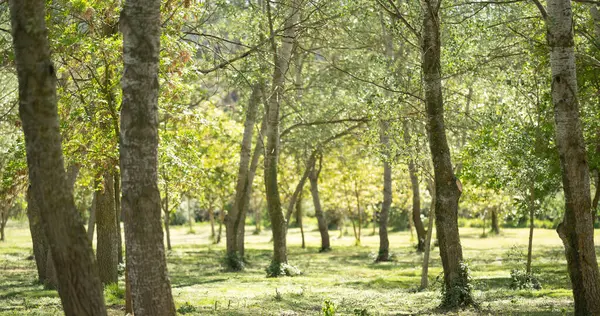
[
  {"x1": 420, "y1": 0, "x2": 471, "y2": 307},
  {"x1": 421, "y1": 180, "x2": 436, "y2": 290},
  {"x1": 209, "y1": 208, "x2": 216, "y2": 241},
  {"x1": 163, "y1": 180, "x2": 172, "y2": 250},
  {"x1": 240, "y1": 113, "x2": 267, "y2": 255},
  {"x1": 114, "y1": 172, "x2": 123, "y2": 264},
  {"x1": 491, "y1": 207, "x2": 500, "y2": 234},
  {"x1": 187, "y1": 196, "x2": 194, "y2": 233},
  {"x1": 308, "y1": 155, "x2": 330, "y2": 252},
  {"x1": 87, "y1": 192, "x2": 97, "y2": 243},
  {"x1": 96, "y1": 172, "x2": 119, "y2": 285},
  {"x1": 10, "y1": 1, "x2": 107, "y2": 314},
  {"x1": 403, "y1": 122, "x2": 426, "y2": 252},
  {"x1": 27, "y1": 185, "x2": 48, "y2": 283},
  {"x1": 264, "y1": 0, "x2": 299, "y2": 270},
  {"x1": 120, "y1": 1, "x2": 175, "y2": 314},
  {"x1": 0, "y1": 213, "x2": 6, "y2": 241},
  {"x1": 217, "y1": 205, "x2": 225, "y2": 244},
  {"x1": 285, "y1": 167, "x2": 310, "y2": 226},
  {"x1": 296, "y1": 191, "x2": 305, "y2": 249},
  {"x1": 545, "y1": 0, "x2": 600, "y2": 313},
  {"x1": 377, "y1": 121, "x2": 392, "y2": 262},
  {"x1": 526, "y1": 183, "x2": 535, "y2": 274},
  {"x1": 355, "y1": 182, "x2": 362, "y2": 245},
  {"x1": 227, "y1": 84, "x2": 261, "y2": 266},
  {"x1": 592, "y1": 170, "x2": 600, "y2": 223}
]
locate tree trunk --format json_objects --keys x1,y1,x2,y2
[
  {"x1": 209, "y1": 208, "x2": 216, "y2": 241},
  {"x1": 87, "y1": 192, "x2": 97, "y2": 244},
  {"x1": 491, "y1": 207, "x2": 500, "y2": 234},
  {"x1": 227, "y1": 84, "x2": 261, "y2": 266},
  {"x1": 114, "y1": 172, "x2": 123, "y2": 264},
  {"x1": 120, "y1": 1, "x2": 176, "y2": 314},
  {"x1": 264, "y1": 0, "x2": 299, "y2": 270},
  {"x1": 125, "y1": 262, "x2": 132, "y2": 314},
  {"x1": 163, "y1": 179, "x2": 172, "y2": 250},
  {"x1": 420, "y1": 0, "x2": 471, "y2": 307},
  {"x1": 526, "y1": 182, "x2": 536, "y2": 275},
  {"x1": 546, "y1": 0, "x2": 600, "y2": 313},
  {"x1": 96, "y1": 172, "x2": 119, "y2": 285},
  {"x1": 308, "y1": 155, "x2": 330, "y2": 252},
  {"x1": 217, "y1": 206, "x2": 224, "y2": 244},
  {"x1": 239, "y1": 113, "x2": 267, "y2": 256},
  {"x1": 355, "y1": 181, "x2": 362, "y2": 245},
  {"x1": 27, "y1": 186, "x2": 49, "y2": 283},
  {"x1": 45, "y1": 249, "x2": 58, "y2": 290},
  {"x1": 377, "y1": 121, "x2": 392, "y2": 262},
  {"x1": 296, "y1": 191, "x2": 305, "y2": 249},
  {"x1": 0, "y1": 215, "x2": 5, "y2": 242},
  {"x1": 285, "y1": 167, "x2": 310, "y2": 226},
  {"x1": 9, "y1": 2, "x2": 107, "y2": 314},
  {"x1": 403, "y1": 122, "x2": 426, "y2": 252},
  {"x1": 421, "y1": 180, "x2": 436, "y2": 290}
]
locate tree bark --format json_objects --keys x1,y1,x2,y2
[
  {"x1": 227, "y1": 83, "x2": 261, "y2": 265},
  {"x1": 491, "y1": 207, "x2": 500, "y2": 234},
  {"x1": 527, "y1": 184, "x2": 535, "y2": 274},
  {"x1": 285, "y1": 166, "x2": 310, "y2": 226},
  {"x1": 264, "y1": 0, "x2": 299, "y2": 269},
  {"x1": 421, "y1": 179, "x2": 436, "y2": 290},
  {"x1": 120, "y1": 1, "x2": 176, "y2": 314},
  {"x1": 420, "y1": 0, "x2": 471, "y2": 306},
  {"x1": 96, "y1": 172, "x2": 119, "y2": 285},
  {"x1": 403, "y1": 121, "x2": 426, "y2": 252},
  {"x1": 545, "y1": 0, "x2": 600, "y2": 313},
  {"x1": 296, "y1": 191, "x2": 305, "y2": 249},
  {"x1": 27, "y1": 186, "x2": 48, "y2": 283},
  {"x1": 308, "y1": 155, "x2": 331, "y2": 252},
  {"x1": 114, "y1": 172, "x2": 123, "y2": 264},
  {"x1": 9, "y1": 1, "x2": 107, "y2": 314},
  {"x1": 377, "y1": 120, "x2": 392, "y2": 262},
  {"x1": 87, "y1": 192, "x2": 97, "y2": 243}
]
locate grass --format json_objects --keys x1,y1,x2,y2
[{"x1": 1, "y1": 219, "x2": 598, "y2": 315}]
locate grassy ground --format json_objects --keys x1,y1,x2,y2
[{"x1": 1, "y1": 219, "x2": 597, "y2": 315}]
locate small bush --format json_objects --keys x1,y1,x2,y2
[
  {"x1": 222, "y1": 253, "x2": 245, "y2": 271},
  {"x1": 104, "y1": 283, "x2": 124, "y2": 305},
  {"x1": 441, "y1": 261, "x2": 475, "y2": 309},
  {"x1": 266, "y1": 262, "x2": 301, "y2": 277},
  {"x1": 510, "y1": 269, "x2": 542, "y2": 290},
  {"x1": 322, "y1": 299, "x2": 336, "y2": 316},
  {"x1": 177, "y1": 302, "x2": 198, "y2": 314}
]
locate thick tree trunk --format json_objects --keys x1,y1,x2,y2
[
  {"x1": 87, "y1": 193, "x2": 97, "y2": 243},
  {"x1": 227, "y1": 84, "x2": 261, "y2": 266},
  {"x1": 120, "y1": 1, "x2": 176, "y2": 314},
  {"x1": 491, "y1": 207, "x2": 500, "y2": 234},
  {"x1": 96, "y1": 172, "x2": 119, "y2": 285},
  {"x1": 45, "y1": 249, "x2": 58, "y2": 290},
  {"x1": 308, "y1": 155, "x2": 331, "y2": 252},
  {"x1": 546, "y1": 0, "x2": 600, "y2": 313},
  {"x1": 264, "y1": 0, "x2": 299, "y2": 270},
  {"x1": 421, "y1": 180, "x2": 436, "y2": 290},
  {"x1": 377, "y1": 121, "x2": 392, "y2": 262},
  {"x1": 9, "y1": 1, "x2": 107, "y2": 314},
  {"x1": 420, "y1": 0, "x2": 471, "y2": 307}
]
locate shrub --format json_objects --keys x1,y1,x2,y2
[
  {"x1": 322, "y1": 299, "x2": 336, "y2": 316},
  {"x1": 104, "y1": 283, "x2": 124, "y2": 305},
  {"x1": 177, "y1": 302, "x2": 197, "y2": 314},
  {"x1": 441, "y1": 261, "x2": 475, "y2": 308},
  {"x1": 266, "y1": 262, "x2": 302, "y2": 277},
  {"x1": 222, "y1": 252, "x2": 245, "y2": 271},
  {"x1": 510, "y1": 269, "x2": 542, "y2": 290}
]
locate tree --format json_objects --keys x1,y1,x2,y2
[
  {"x1": 9, "y1": 0, "x2": 107, "y2": 314},
  {"x1": 119, "y1": 0, "x2": 176, "y2": 314},
  {"x1": 263, "y1": 0, "x2": 300, "y2": 275},
  {"x1": 538, "y1": 0, "x2": 600, "y2": 313},
  {"x1": 95, "y1": 171, "x2": 118, "y2": 285},
  {"x1": 420, "y1": 0, "x2": 473, "y2": 307}
]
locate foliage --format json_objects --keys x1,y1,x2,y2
[
  {"x1": 222, "y1": 252, "x2": 245, "y2": 272},
  {"x1": 510, "y1": 269, "x2": 542, "y2": 290},
  {"x1": 322, "y1": 299, "x2": 336, "y2": 316},
  {"x1": 440, "y1": 262, "x2": 475, "y2": 309},
  {"x1": 265, "y1": 262, "x2": 302, "y2": 278},
  {"x1": 176, "y1": 302, "x2": 198, "y2": 314}
]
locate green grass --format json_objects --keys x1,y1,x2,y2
[{"x1": 2, "y1": 220, "x2": 598, "y2": 315}]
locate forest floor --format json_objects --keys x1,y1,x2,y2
[{"x1": 1, "y1": 220, "x2": 596, "y2": 315}]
